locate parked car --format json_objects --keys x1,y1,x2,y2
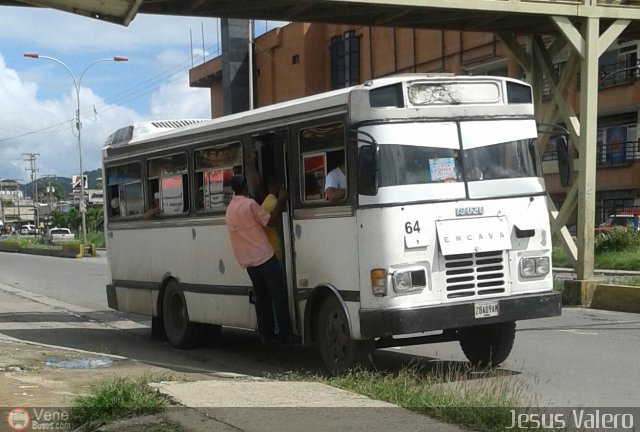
[
  {"x1": 44, "y1": 228, "x2": 75, "y2": 244},
  {"x1": 595, "y1": 214, "x2": 638, "y2": 233},
  {"x1": 19, "y1": 224, "x2": 38, "y2": 235}
]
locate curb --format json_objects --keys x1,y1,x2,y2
[{"x1": 562, "y1": 280, "x2": 640, "y2": 313}]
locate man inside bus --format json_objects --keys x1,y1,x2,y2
[
  {"x1": 225, "y1": 174, "x2": 295, "y2": 344},
  {"x1": 110, "y1": 197, "x2": 120, "y2": 217},
  {"x1": 325, "y1": 155, "x2": 347, "y2": 202}
]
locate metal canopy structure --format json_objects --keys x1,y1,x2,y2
[
  {"x1": 3, "y1": 0, "x2": 640, "y2": 35},
  {"x1": 6, "y1": 0, "x2": 640, "y2": 280}
]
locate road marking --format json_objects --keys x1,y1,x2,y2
[{"x1": 557, "y1": 329, "x2": 598, "y2": 335}]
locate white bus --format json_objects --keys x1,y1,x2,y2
[{"x1": 103, "y1": 74, "x2": 561, "y2": 374}]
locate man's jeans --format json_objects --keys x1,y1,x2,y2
[{"x1": 246, "y1": 256, "x2": 292, "y2": 339}]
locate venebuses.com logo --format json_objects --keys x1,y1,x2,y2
[
  {"x1": 5, "y1": 407, "x2": 72, "y2": 430},
  {"x1": 7, "y1": 408, "x2": 30, "y2": 431}
]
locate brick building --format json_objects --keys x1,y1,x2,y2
[{"x1": 189, "y1": 21, "x2": 640, "y2": 226}]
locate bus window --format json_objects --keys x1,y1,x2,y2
[
  {"x1": 299, "y1": 123, "x2": 345, "y2": 203},
  {"x1": 194, "y1": 142, "x2": 242, "y2": 212},
  {"x1": 147, "y1": 153, "x2": 189, "y2": 216},
  {"x1": 106, "y1": 162, "x2": 143, "y2": 218}
]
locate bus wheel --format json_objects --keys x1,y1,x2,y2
[
  {"x1": 318, "y1": 296, "x2": 370, "y2": 376},
  {"x1": 162, "y1": 280, "x2": 199, "y2": 349},
  {"x1": 458, "y1": 321, "x2": 516, "y2": 368}
]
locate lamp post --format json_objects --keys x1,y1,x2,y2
[{"x1": 24, "y1": 52, "x2": 128, "y2": 246}]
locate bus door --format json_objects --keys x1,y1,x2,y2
[{"x1": 251, "y1": 131, "x2": 299, "y2": 329}]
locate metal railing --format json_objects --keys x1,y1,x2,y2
[{"x1": 542, "y1": 140, "x2": 640, "y2": 165}]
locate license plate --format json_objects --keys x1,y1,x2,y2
[{"x1": 474, "y1": 301, "x2": 499, "y2": 318}]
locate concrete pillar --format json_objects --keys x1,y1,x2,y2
[
  {"x1": 576, "y1": 17, "x2": 600, "y2": 280},
  {"x1": 221, "y1": 18, "x2": 251, "y2": 115}
]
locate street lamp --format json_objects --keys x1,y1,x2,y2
[{"x1": 24, "y1": 52, "x2": 128, "y2": 247}]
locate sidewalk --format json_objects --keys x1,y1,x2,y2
[{"x1": 0, "y1": 335, "x2": 467, "y2": 432}]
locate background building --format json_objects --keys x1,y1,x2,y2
[{"x1": 190, "y1": 21, "x2": 640, "y2": 228}]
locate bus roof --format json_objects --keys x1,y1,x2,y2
[
  {"x1": 103, "y1": 74, "x2": 532, "y2": 156},
  {"x1": 104, "y1": 119, "x2": 210, "y2": 148}
]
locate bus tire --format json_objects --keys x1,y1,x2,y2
[
  {"x1": 317, "y1": 296, "x2": 371, "y2": 376},
  {"x1": 458, "y1": 321, "x2": 516, "y2": 368},
  {"x1": 162, "y1": 280, "x2": 200, "y2": 349}
]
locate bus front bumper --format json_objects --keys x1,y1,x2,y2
[{"x1": 359, "y1": 291, "x2": 561, "y2": 339}]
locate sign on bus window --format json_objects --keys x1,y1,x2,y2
[
  {"x1": 148, "y1": 154, "x2": 187, "y2": 177},
  {"x1": 429, "y1": 157, "x2": 458, "y2": 182},
  {"x1": 203, "y1": 168, "x2": 234, "y2": 210},
  {"x1": 195, "y1": 144, "x2": 241, "y2": 170},
  {"x1": 194, "y1": 143, "x2": 241, "y2": 213},
  {"x1": 160, "y1": 175, "x2": 184, "y2": 215}
]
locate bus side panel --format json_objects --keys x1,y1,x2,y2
[
  {"x1": 292, "y1": 214, "x2": 361, "y2": 336},
  {"x1": 108, "y1": 223, "x2": 256, "y2": 329}
]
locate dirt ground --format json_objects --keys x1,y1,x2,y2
[{"x1": 0, "y1": 337, "x2": 214, "y2": 431}]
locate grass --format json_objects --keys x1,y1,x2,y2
[
  {"x1": 553, "y1": 243, "x2": 640, "y2": 271},
  {"x1": 87, "y1": 231, "x2": 105, "y2": 248},
  {"x1": 70, "y1": 375, "x2": 172, "y2": 431},
  {"x1": 279, "y1": 365, "x2": 542, "y2": 432}
]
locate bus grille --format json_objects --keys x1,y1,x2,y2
[{"x1": 443, "y1": 251, "x2": 506, "y2": 299}]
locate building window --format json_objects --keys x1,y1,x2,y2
[
  {"x1": 292, "y1": 54, "x2": 299, "y2": 65},
  {"x1": 330, "y1": 31, "x2": 360, "y2": 89}
]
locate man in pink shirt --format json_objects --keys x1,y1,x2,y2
[{"x1": 225, "y1": 174, "x2": 294, "y2": 344}]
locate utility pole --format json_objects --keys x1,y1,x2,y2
[
  {"x1": 42, "y1": 174, "x2": 57, "y2": 228},
  {"x1": 22, "y1": 153, "x2": 40, "y2": 230},
  {"x1": 0, "y1": 180, "x2": 4, "y2": 232}
]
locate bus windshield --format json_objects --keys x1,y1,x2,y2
[
  {"x1": 462, "y1": 139, "x2": 537, "y2": 181},
  {"x1": 378, "y1": 138, "x2": 536, "y2": 187},
  {"x1": 361, "y1": 119, "x2": 543, "y2": 202}
]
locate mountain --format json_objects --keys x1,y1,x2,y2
[{"x1": 23, "y1": 168, "x2": 103, "y2": 199}]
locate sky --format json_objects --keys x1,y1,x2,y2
[{"x1": 0, "y1": 6, "x2": 281, "y2": 183}]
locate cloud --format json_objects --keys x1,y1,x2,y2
[
  {"x1": 0, "y1": 8, "x2": 214, "y2": 179},
  {"x1": 0, "y1": 7, "x2": 220, "y2": 55}
]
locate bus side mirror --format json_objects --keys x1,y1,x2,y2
[{"x1": 358, "y1": 145, "x2": 378, "y2": 196}]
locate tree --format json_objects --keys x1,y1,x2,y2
[{"x1": 86, "y1": 207, "x2": 103, "y2": 232}]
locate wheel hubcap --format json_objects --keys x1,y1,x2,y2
[{"x1": 326, "y1": 310, "x2": 349, "y2": 362}]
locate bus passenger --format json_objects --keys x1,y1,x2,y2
[
  {"x1": 110, "y1": 197, "x2": 120, "y2": 217},
  {"x1": 325, "y1": 157, "x2": 346, "y2": 202},
  {"x1": 261, "y1": 176, "x2": 283, "y2": 262},
  {"x1": 225, "y1": 175, "x2": 295, "y2": 344},
  {"x1": 143, "y1": 192, "x2": 161, "y2": 220}
]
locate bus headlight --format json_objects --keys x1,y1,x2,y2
[
  {"x1": 520, "y1": 257, "x2": 550, "y2": 278},
  {"x1": 371, "y1": 269, "x2": 387, "y2": 296},
  {"x1": 392, "y1": 269, "x2": 427, "y2": 293}
]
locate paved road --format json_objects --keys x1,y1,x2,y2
[{"x1": 1, "y1": 251, "x2": 639, "y2": 408}]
